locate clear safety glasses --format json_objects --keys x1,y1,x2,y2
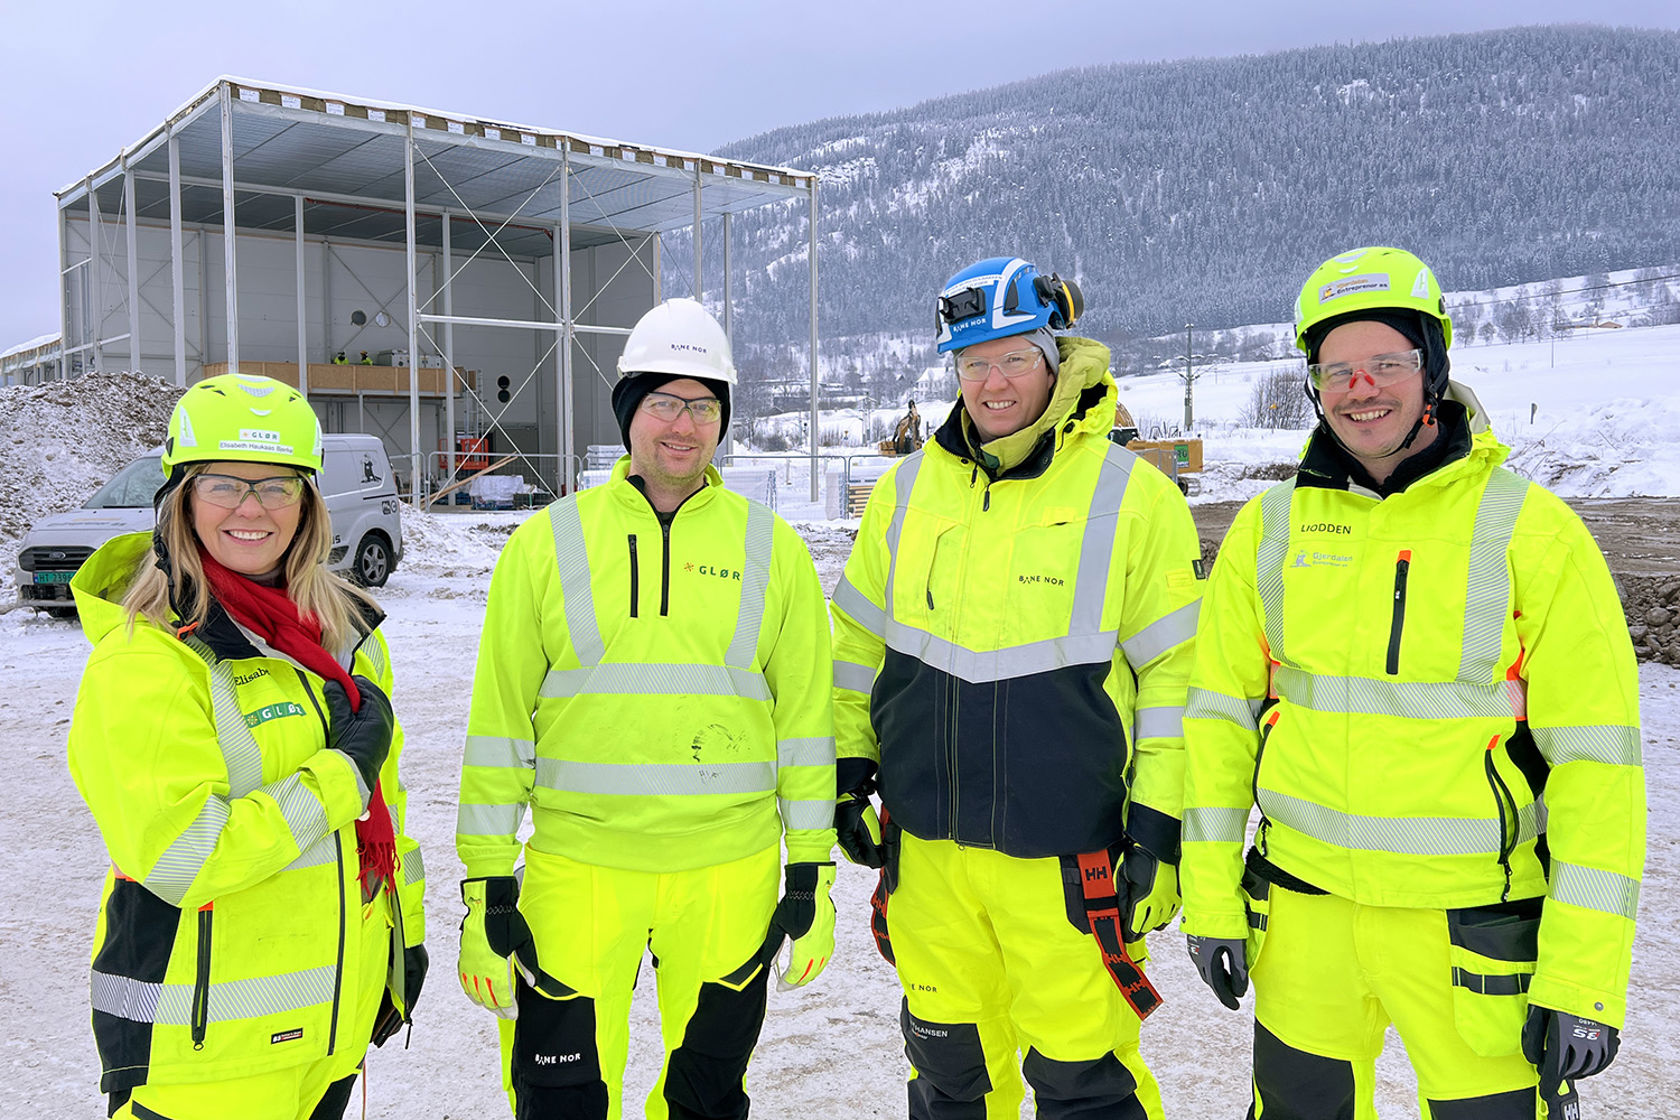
[
  {"x1": 1307, "y1": 348, "x2": 1423, "y2": 392},
  {"x1": 192, "y1": 473, "x2": 308, "y2": 510}
]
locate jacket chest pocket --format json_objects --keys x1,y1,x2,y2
[
  {"x1": 1009, "y1": 516, "x2": 1085, "y2": 623},
  {"x1": 895, "y1": 519, "x2": 966, "y2": 623}
]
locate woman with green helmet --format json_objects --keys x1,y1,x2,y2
[{"x1": 66, "y1": 373, "x2": 428, "y2": 1120}]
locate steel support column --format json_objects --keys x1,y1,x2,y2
[
  {"x1": 87, "y1": 184, "x2": 103, "y2": 372},
  {"x1": 220, "y1": 85, "x2": 239, "y2": 373},
  {"x1": 693, "y1": 167, "x2": 703, "y2": 298},
  {"x1": 722, "y1": 212, "x2": 733, "y2": 342},
  {"x1": 168, "y1": 130, "x2": 186, "y2": 386},
  {"x1": 123, "y1": 163, "x2": 141, "y2": 373},
  {"x1": 808, "y1": 177, "x2": 820, "y2": 501},
  {"x1": 295, "y1": 196, "x2": 308, "y2": 396},
  {"x1": 559, "y1": 150, "x2": 575, "y2": 493},
  {"x1": 404, "y1": 125, "x2": 421, "y2": 502},
  {"x1": 442, "y1": 212, "x2": 456, "y2": 485},
  {"x1": 56, "y1": 202, "x2": 69, "y2": 381}
]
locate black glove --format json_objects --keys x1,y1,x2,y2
[
  {"x1": 770, "y1": 862, "x2": 825, "y2": 940},
  {"x1": 1522, "y1": 1005, "x2": 1620, "y2": 1102},
  {"x1": 370, "y1": 943, "x2": 429, "y2": 1047},
  {"x1": 1186, "y1": 935, "x2": 1249, "y2": 1011},
  {"x1": 322, "y1": 675, "x2": 394, "y2": 792},
  {"x1": 836, "y1": 793, "x2": 885, "y2": 868}
]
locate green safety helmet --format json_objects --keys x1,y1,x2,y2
[
  {"x1": 1293, "y1": 246, "x2": 1453, "y2": 355},
  {"x1": 163, "y1": 373, "x2": 323, "y2": 476}
]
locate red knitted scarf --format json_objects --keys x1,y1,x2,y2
[{"x1": 197, "y1": 549, "x2": 397, "y2": 895}]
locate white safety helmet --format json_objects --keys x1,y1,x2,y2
[{"x1": 616, "y1": 298, "x2": 737, "y2": 386}]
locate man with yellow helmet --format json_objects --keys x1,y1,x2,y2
[{"x1": 1180, "y1": 247, "x2": 1644, "y2": 1117}]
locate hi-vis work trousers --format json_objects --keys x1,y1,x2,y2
[
  {"x1": 498, "y1": 843, "x2": 781, "y2": 1120},
  {"x1": 885, "y1": 833, "x2": 1163, "y2": 1120},
  {"x1": 1249, "y1": 884, "x2": 1546, "y2": 1119}
]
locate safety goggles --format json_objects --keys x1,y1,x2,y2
[
  {"x1": 954, "y1": 347, "x2": 1044, "y2": 382},
  {"x1": 641, "y1": 391, "x2": 723, "y2": 425},
  {"x1": 1306, "y1": 348, "x2": 1423, "y2": 392},
  {"x1": 192, "y1": 473, "x2": 308, "y2": 510}
]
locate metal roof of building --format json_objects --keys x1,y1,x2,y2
[{"x1": 57, "y1": 77, "x2": 813, "y2": 258}]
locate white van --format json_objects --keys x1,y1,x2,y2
[{"x1": 15, "y1": 434, "x2": 403, "y2": 615}]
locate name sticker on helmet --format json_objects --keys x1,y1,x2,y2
[
  {"x1": 1320, "y1": 274, "x2": 1391, "y2": 302},
  {"x1": 220, "y1": 439, "x2": 295, "y2": 455}
]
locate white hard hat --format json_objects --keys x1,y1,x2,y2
[{"x1": 617, "y1": 298, "x2": 737, "y2": 387}]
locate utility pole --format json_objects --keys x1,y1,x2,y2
[{"x1": 1181, "y1": 322, "x2": 1195, "y2": 431}]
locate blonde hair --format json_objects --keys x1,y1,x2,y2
[{"x1": 122, "y1": 463, "x2": 380, "y2": 651}]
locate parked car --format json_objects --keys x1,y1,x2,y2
[{"x1": 15, "y1": 434, "x2": 403, "y2": 616}]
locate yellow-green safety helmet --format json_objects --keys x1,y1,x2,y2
[
  {"x1": 1293, "y1": 246, "x2": 1453, "y2": 354},
  {"x1": 163, "y1": 373, "x2": 323, "y2": 475}
]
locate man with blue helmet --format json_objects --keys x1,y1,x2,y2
[{"x1": 831, "y1": 257, "x2": 1203, "y2": 1118}]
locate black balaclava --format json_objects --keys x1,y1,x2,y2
[
  {"x1": 1302, "y1": 308, "x2": 1450, "y2": 454},
  {"x1": 610, "y1": 373, "x2": 732, "y2": 447}
]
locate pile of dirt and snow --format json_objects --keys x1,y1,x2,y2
[
  {"x1": 0, "y1": 373, "x2": 183, "y2": 547},
  {"x1": 1620, "y1": 576, "x2": 1680, "y2": 668}
]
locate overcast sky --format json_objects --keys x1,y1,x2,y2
[{"x1": 4, "y1": 0, "x2": 1678, "y2": 352}]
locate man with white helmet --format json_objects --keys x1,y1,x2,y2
[
  {"x1": 454, "y1": 298, "x2": 837, "y2": 1119},
  {"x1": 1180, "y1": 246, "x2": 1644, "y2": 1117},
  {"x1": 832, "y1": 257, "x2": 1203, "y2": 1118}
]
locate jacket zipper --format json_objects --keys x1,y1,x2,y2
[
  {"x1": 660, "y1": 520, "x2": 672, "y2": 617},
  {"x1": 627, "y1": 534, "x2": 640, "y2": 618},
  {"x1": 327, "y1": 831, "x2": 346, "y2": 1055},
  {"x1": 1484, "y1": 735, "x2": 1518, "y2": 901},
  {"x1": 1386, "y1": 550, "x2": 1411, "y2": 675},
  {"x1": 1253, "y1": 711, "x2": 1281, "y2": 856},
  {"x1": 190, "y1": 902, "x2": 213, "y2": 1049}
]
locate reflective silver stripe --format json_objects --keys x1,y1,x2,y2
[
  {"x1": 144, "y1": 797, "x2": 230, "y2": 905},
  {"x1": 1134, "y1": 705, "x2": 1185, "y2": 742},
  {"x1": 536, "y1": 758, "x2": 776, "y2": 797},
  {"x1": 181, "y1": 635, "x2": 264, "y2": 798},
  {"x1": 92, "y1": 964, "x2": 337, "y2": 1025},
  {"x1": 1120, "y1": 601, "x2": 1200, "y2": 668},
  {"x1": 1069, "y1": 444, "x2": 1136, "y2": 629},
  {"x1": 1458, "y1": 469, "x2": 1528, "y2": 682},
  {"x1": 1256, "y1": 481, "x2": 1295, "y2": 663},
  {"x1": 360, "y1": 633, "x2": 389, "y2": 681},
  {"x1": 283, "y1": 835, "x2": 338, "y2": 873},
  {"x1": 1260, "y1": 788, "x2": 1504, "y2": 855},
  {"x1": 1515, "y1": 797, "x2": 1547, "y2": 846},
  {"x1": 456, "y1": 801, "x2": 525, "y2": 837},
  {"x1": 463, "y1": 734, "x2": 537, "y2": 769},
  {"x1": 777, "y1": 736, "x2": 835, "y2": 769},
  {"x1": 880, "y1": 452, "x2": 924, "y2": 623},
  {"x1": 833, "y1": 659, "x2": 877, "y2": 693},
  {"x1": 401, "y1": 847, "x2": 426, "y2": 886},
  {"x1": 1550, "y1": 860, "x2": 1640, "y2": 920},
  {"x1": 1273, "y1": 666, "x2": 1517, "y2": 720},
  {"x1": 1183, "y1": 806, "x2": 1249, "y2": 844},
  {"x1": 551, "y1": 498, "x2": 605, "y2": 667},
  {"x1": 540, "y1": 663, "x2": 770, "y2": 701},
  {"x1": 1534, "y1": 725, "x2": 1643, "y2": 767},
  {"x1": 1186, "y1": 687, "x2": 1261, "y2": 731},
  {"x1": 727, "y1": 501, "x2": 775, "y2": 668},
  {"x1": 780, "y1": 797, "x2": 836, "y2": 832},
  {"x1": 832, "y1": 578, "x2": 886, "y2": 637},
  {"x1": 883, "y1": 625, "x2": 1119, "y2": 686},
  {"x1": 261, "y1": 771, "x2": 332, "y2": 854}
]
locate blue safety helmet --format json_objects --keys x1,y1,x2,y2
[{"x1": 934, "y1": 256, "x2": 1083, "y2": 354}]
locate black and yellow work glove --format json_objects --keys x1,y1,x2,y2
[
  {"x1": 458, "y1": 876, "x2": 571, "y2": 1019},
  {"x1": 1119, "y1": 844, "x2": 1180, "y2": 940},
  {"x1": 1522, "y1": 1004, "x2": 1620, "y2": 1103},
  {"x1": 835, "y1": 758, "x2": 885, "y2": 868},
  {"x1": 769, "y1": 862, "x2": 837, "y2": 989}
]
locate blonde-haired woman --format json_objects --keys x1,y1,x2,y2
[{"x1": 67, "y1": 373, "x2": 427, "y2": 1120}]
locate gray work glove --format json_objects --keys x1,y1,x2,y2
[
  {"x1": 322, "y1": 675, "x2": 394, "y2": 792},
  {"x1": 1522, "y1": 1004, "x2": 1620, "y2": 1103},
  {"x1": 1186, "y1": 935, "x2": 1249, "y2": 1011}
]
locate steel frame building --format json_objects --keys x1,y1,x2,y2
[{"x1": 51, "y1": 76, "x2": 820, "y2": 499}]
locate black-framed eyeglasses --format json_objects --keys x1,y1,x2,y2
[
  {"x1": 640, "y1": 391, "x2": 723, "y2": 425},
  {"x1": 191, "y1": 473, "x2": 308, "y2": 510}
]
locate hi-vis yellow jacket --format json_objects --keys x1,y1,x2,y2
[
  {"x1": 831, "y1": 338, "x2": 1203, "y2": 860},
  {"x1": 1180, "y1": 389, "x2": 1644, "y2": 1026},
  {"x1": 456, "y1": 461, "x2": 835, "y2": 879},
  {"x1": 68, "y1": 533, "x2": 425, "y2": 1092}
]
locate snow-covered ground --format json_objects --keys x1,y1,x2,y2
[{"x1": 3, "y1": 504, "x2": 1677, "y2": 1117}]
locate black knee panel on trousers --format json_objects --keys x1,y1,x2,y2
[
  {"x1": 1252, "y1": 1021, "x2": 1356, "y2": 1120},
  {"x1": 1022, "y1": 1048, "x2": 1146, "y2": 1120},
  {"x1": 664, "y1": 975, "x2": 770, "y2": 1120},
  {"x1": 307, "y1": 1073, "x2": 359, "y2": 1120},
  {"x1": 902, "y1": 1000, "x2": 992, "y2": 1119},
  {"x1": 511, "y1": 977, "x2": 608, "y2": 1120},
  {"x1": 1426, "y1": 1087, "x2": 1535, "y2": 1119}
]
